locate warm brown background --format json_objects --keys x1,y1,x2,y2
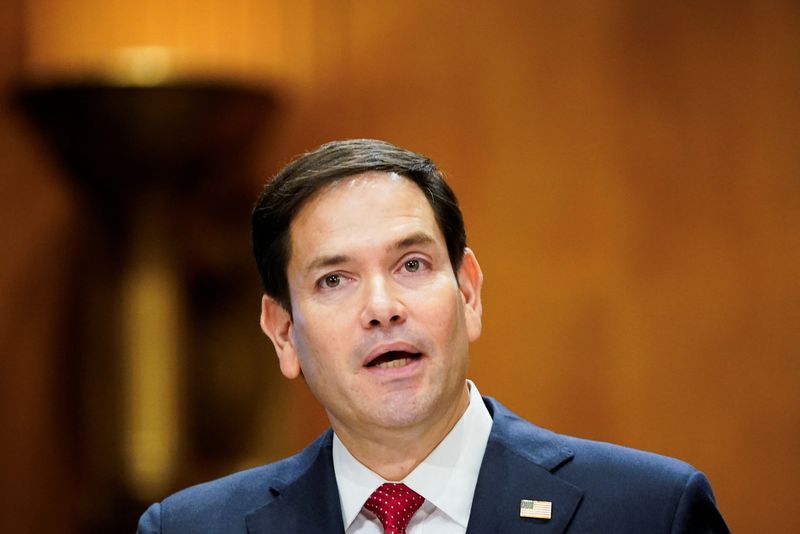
[{"x1": 2, "y1": 1, "x2": 799, "y2": 532}]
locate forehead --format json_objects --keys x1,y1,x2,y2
[{"x1": 287, "y1": 172, "x2": 441, "y2": 263}]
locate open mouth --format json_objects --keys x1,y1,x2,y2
[{"x1": 366, "y1": 350, "x2": 422, "y2": 369}]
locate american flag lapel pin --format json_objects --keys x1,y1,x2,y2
[{"x1": 520, "y1": 499, "x2": 552, "y2": 520}]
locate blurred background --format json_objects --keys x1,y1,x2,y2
[{"x1": 1, "y1": 1, "x2": 798, "y2": 532}]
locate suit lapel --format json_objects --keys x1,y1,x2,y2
[
  {"x1": 244, "y1": 398, "x2": 582, "y2": 533},
  {"x1": 466, "y1": 398, "x2": 584, "y2": 533},
  {"x1": 245, "y1": 432, "x2": 344, "y2": 534}
]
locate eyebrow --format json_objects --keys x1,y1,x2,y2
[
  {"x1": 393, "y1": 231, "x2": 436, "y2": 250},
  {"x1": 303, "y1": 231, "x2": 437, "y2": 275},
  {"x1": 305, "y1": 254, "x2": 349, "y2": 275}
]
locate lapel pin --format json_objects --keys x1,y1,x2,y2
[{"x1": 520, "y1": 499, "x2": 552, "y2": 520}]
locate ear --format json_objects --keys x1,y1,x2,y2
[
  {"x1": 457, "y1": 248, "x2": 484, "y2": 342},
  {"x1": 260, "y1": 294, "x2": 301, "y2": 379}
]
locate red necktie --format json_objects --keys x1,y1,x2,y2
[{"x1": 364, "y1": 482, "x2": 425, "y2": 534}]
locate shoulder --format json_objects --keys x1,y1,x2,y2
[
  {"x1": 484, "y1": 395, "x2": 698, "y2": 484},
  {"x1": 553, "y1": 433, "x2": 728, "y2": 532},
  {"x1": 137, "y1": 430, "x2": 333, "y2": 534},
  {"x1": 557, "y1": 431, "x2": 701, "y2": 497},
  {"x1": 481, "y1": 396, "x2": 729, "y2": 532}
]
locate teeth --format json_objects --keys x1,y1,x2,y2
[{"x1": 375, "y1": 357, "x2": 412, "y2": 369}]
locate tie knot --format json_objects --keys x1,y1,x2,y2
[{"x1": 364, "y1": 482, "x2": 425, "y2": 534}]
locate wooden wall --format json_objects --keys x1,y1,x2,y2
[
  {"x1": 2, "y1": 1, "x2": 798, "y2": 532},
  {"x1": 256, "y1": 4, "x2": 800, "y2": 530}
]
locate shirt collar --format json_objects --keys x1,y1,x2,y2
[{"x1": 333, "y1": 380, "x2": 493, "y2": 530}]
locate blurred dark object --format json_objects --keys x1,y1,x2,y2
[
  {"x1": 17, "y1": 81, "x2": 273, "y2": 533},
  {"x1": 19, "y1": 82, "x2": 270, "y2": 216}
]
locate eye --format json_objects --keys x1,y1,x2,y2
[
  {"x1": 404, "y1": 259, "x2": 421, "y2": 272},
  {"x1": 321, "y1": 274, "x2": 341, "y2": 288}
]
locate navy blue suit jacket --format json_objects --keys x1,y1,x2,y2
[{"x1": 137, "y1": 397, "x2": 729, "y2": 533}]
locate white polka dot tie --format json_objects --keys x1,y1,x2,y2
[{"x1": 364, "y1": 482, "x2": 425, "y2": 534}]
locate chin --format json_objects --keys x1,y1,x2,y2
[{"x1": 368, "y1": 391, "x2": 442, "y2": 428}]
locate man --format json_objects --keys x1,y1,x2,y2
[{"x1": 138, "y1": 139, "x2": 729, "y2": 533}]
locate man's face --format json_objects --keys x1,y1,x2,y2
[{"x1": 260, "y1": 171, "x2": 483, "y2": 440}]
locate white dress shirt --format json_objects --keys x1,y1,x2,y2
[{"x1": 333, "y1": 380, "x2": 493, "y2": 533}]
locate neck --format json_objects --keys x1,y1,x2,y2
[{"x1": 332, "y1": 384, "x2": 470, "y2": 481}]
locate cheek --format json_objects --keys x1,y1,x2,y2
[
  {"x1": 291, "y1": 308, "x2": 348, "y2": 369},
  {"x1": 418, "y1": 288, "x2": 464, "y2": 339},
  {"x1": 289, "y1": 313, "x2": 322, "y2": 367}
]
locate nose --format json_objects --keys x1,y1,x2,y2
[{"x1": 360, "y1": 275, "x2": 407, "y2": 329}]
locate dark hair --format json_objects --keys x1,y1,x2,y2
[{"x1": 252, "y1": 139, "x2": 467, "y2": 311}]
